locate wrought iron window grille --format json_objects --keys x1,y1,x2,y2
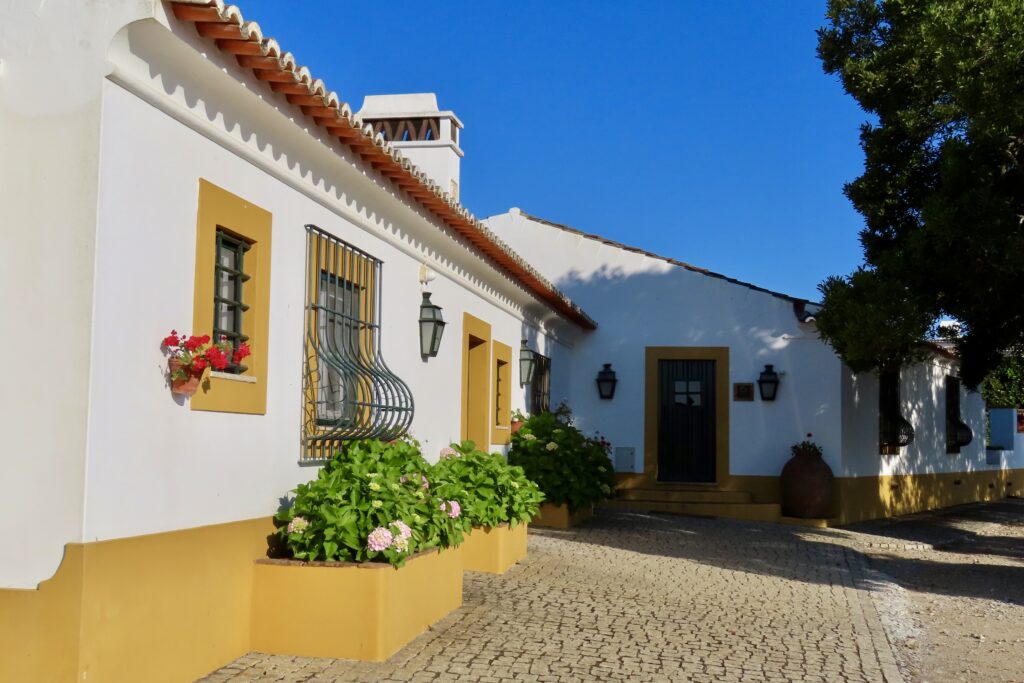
[
  {"x1": 302, "y1": 225, "x2": 413, "y2": 460},
  {"x1": 213, "y1": 229, "x2": 251, "y2": 374},
  {"x1": 879, "y1": 369, "x2": 915, "y2": 455},
  {"x1": 945, "y1": 376, "x2": 973, "y2": 454}
]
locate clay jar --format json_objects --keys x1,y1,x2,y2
[{"x1": 780, "y1": 444, "x2": 835, "y2": 519}]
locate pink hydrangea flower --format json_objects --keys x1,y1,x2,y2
[
  {"x1": 439, "y1": 446, "x2": 458, "y2": 459},
  {"x1": 446, "y1": 500, "x2": 461, "y2": 519},
  {"x1": 390, "y1": 520, "x2": 412, "y2": 541},
  {"x1": 367, "y1": 527, "x2": 394, "y2": 552},
  {"x1": 287, "y1": 516, "x2": 309, "y2": 534}
]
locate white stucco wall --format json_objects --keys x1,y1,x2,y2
[
  {"x1": 0, "y1": 0, "x2": 157, "y2": 589},
  {"x1": 839, "y1": 358, "x2": 995, "y2": 477},
  {"x1": 0, "y1": 12, "x2": 579, "y2": 586},
  {"x1": 484, "y1": 210, "x2": 844, "y2": 477}
]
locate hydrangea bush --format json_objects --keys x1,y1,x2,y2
[
  {"x1": 430, "y1": 441, "x2": 545, "y2": 530},
  {"x1": 508, "y1": 410, "x2": 616, "y2": 513},
  {"x1": 274, "y1": 439, "x2": 464, "y2": 567}
]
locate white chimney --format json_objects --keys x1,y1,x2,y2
[{"x1": 357, "y1": 93, "x2": 464, "y2": 201}]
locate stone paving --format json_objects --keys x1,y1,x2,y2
[{"x1": 200, "y1": 510, "x2": 908, "y2": 682}]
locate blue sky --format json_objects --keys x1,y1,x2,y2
[{"x1": 238, "y1": 1, "x2": 867, "y2": 301}]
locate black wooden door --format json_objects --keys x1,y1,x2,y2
[{"x1": 657, "y1": 359, "x2": 716, "y2": 483}]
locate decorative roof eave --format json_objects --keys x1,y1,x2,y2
[{"x1": 166, "y1": 0, "x2": 597, "y2": 331}]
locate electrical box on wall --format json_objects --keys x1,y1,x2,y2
[{"x1": 614, "y1": 447, "x2": 637, "y2": 472}]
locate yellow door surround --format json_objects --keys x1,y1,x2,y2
[
  {"x1": 461, "y1": 313, "x2": 492, "y2": 450},
  {"x1": 491, "y1": 340, "x2": 513, "y2": 446},
  {"x1": 643, "y1": 346, "x2": 730, "y2": 488},
  {"x1": 191, "y1": 179, "x2": 272, "y2": 415}
]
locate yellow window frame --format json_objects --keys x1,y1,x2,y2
[
  {"x1": 191, "y1": 179, "x2": 272, "y2": 414},
  {"x1": 491, "y1": 341, "x2": 512, "y2": 445}
]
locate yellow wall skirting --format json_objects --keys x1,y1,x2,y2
[
  {"x1": 0, "y1": 517, "x2": 274, "y2": 683},
  {"x1": 614, "y1": 470, "x2": 1024, "y2": 525},
  {"x1": 192, "y1": 179, "x2": 273, "y2": 414}
]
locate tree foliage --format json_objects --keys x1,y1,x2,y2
[
  {"x1": 981, "y1": 352, "x2": 1024, "y2": 407},
  {"x1": 815, "y1": 0, "x2": 1024, "y2": 387}
]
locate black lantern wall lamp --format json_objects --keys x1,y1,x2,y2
[
  {"x1": 519, "y1": 340, "x2": 537, "y2": 386},
  {"x1": 596, "y1": 363, "x2": 618, "y2": 400},
  {"x1": 418, "y1": 292, "x2": 446, "y2": 358},
  {"x1": 757, "y1": 364, "x2": 780, "y2": 401}
]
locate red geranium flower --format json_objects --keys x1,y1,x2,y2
[
  {"x1": 233, "y1": 342, "x2": 251, "y2": 363},
  {"x1": 162, "y1": 330, "x2": 180, "y2": 347},
  {"x1": 204, "y1": 346, "x2": 229, "y2": 371},
  {"x1": 183, "y1": 335, "x2": 205, "y2": 352},
  {"x1": 191, "y1": 357, "x2": 209, "y2": 375}
]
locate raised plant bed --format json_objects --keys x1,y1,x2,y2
[
  {"x1": 250, "y1": 546, "x2": 462, "y2": 661},
  {"x1": 461, "y1": 523, "x2": 528, "y2": 574},
  {"x1": 532, "y1": 502, "x2": 593, "y2": 529}
]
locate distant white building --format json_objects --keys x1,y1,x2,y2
[{"x1": 0, "y1": 0, "x2": 1020, "y2": 681}]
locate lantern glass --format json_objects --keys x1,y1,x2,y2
[
  {"x1": 757, "y1": 364, "x2": 780, "y2": 401},
  {"x1": 519, "y1": 340, "x2": 537, "y2": 386},
  {"x1": 596, "y1": 363, "x2": 618, "y2": 400},
  {"x1": 418, "y1": 292, "x2": 446, "y2": 358}
]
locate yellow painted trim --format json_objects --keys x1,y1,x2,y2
[
  {"x1": 491, "y1": 340, "x2": 513, "y2": 446},
  {"x1": 250, "y1": 547, "x2": 463, "y2": 661},
  {"x1": 191, "y1": 179, "x2": 272, "y2": 414},
  {"x1": 0, "y1": 517, "x2": 274, "y2": 683},
  {"x1": 461, "y1": 313, "x2": 492, "y2": 449},
  {"x1": 461, "y1": 524, "x2": 528, "y2": 574},
  {"x1": 643, "y1": 347, "x2": 730, "y2": 487},
  {"x1": 834, "y1": 468, "x2": 1024, "y2": 524},
  {"x1": 532, "y1": 502, "x2": 594, "y2": 528}
]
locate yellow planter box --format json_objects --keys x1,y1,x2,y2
[
  {"x1": 532, "y1": 502, "x2": 594, "y2": 528},
  {"x1": 461, "y1": 524, "x2": 528, "y2": 574},
  {"x1": 250, "y1": 546, "x2": 462, "y2": 661}
]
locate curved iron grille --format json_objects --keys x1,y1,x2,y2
[{"x1": 302, "y1": 225, "x2": 413, "y2": 460}]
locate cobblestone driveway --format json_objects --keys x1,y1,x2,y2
[{"x1": 201, "y1": 510, "x2": 909, "y2": 682}]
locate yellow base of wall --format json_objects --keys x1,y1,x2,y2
[
  {"x1": 461, "y1": 524, "x2": 528, "y2": 574},
  {"x1": 0, "y1": 517, "x2": 274, "y2": 683},
  {"x1": 614, "y1": 470, "x2": 1024, "y2": 526},
  {"x1": 834, "y1": 468, "x2": 1024, "y2": 524},
  {"x1": 532, "y1": 502, "x2": 593, "y2": 528},
  {"x1": 251, "y1": 547, "x2": 463, "y2": 661}
]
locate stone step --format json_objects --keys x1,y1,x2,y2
[
  {"x1": 615, "y1": 488, "x2": 754, "y2": 504},
  {"x1": 601, "y1": 499, "x2": 782, "y2": 522}
]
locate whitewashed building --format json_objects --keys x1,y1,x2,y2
[{"x1": 0, "y1": 1, "x2": 1021, "y2": 681}]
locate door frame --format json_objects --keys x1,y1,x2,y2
[
  {"x1": 461, "y1": 313, "x2": 492, "y2": 448},
  {"x1": 644, "y1": 347, "x2": 730, "y2": 487}
]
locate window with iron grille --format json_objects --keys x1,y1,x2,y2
[
  {"x1": 214, "y1": 228, "x2": 250, "y2": 373},
  {"x1": 879, "y1": 368, "x2": 914, "y2": 455},
  {"x1": 945, "y1": 376, "x2": 974, "y2": 453},
  {"x1": 531, "y1": 354, "x2": 551, "y2": 415},
  {"x1": 302, "y1": 225, "x2": 413, "y2": 460}
]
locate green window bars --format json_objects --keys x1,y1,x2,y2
[{"x1": 213, "y1": 229, "x2": 250, "y2": 374}]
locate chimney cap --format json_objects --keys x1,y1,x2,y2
[{"x1": 358, "y1": 93, "x2": 463, "y2": 128}]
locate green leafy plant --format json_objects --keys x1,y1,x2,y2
[
  {"x1": 430, "y1": 441, "x2": 545, "y2": 530},
  {"x1": 274, "y1": 439, "x2": 465, "y2": 567},
  {"x1": 508, "y1": 410, "x2": 616, "y2": 513}
]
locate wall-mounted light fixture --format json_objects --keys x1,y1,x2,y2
[
  {"x1": 418, "y1": 292, "x2": 445, "y2": 358},
  {"x1": 596, "y1": 363, "x2": 618, "y2": 400},
  {"x1": 758, "y1": 364, "x2": 780, "y2": 401},
  {"x1": 519, "y1": 340, "x2": 537, "y2": 386}
]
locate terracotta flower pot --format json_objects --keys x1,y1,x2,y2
[
  {"x1": 168, "y1": 357, "x2": 200, "y2": 397},
  {"x1": 511, "y1": 420, "x2": 524, "y2": 435},
  {"x1": 780, "y1": 448, "x2": 835, "y2": 519}
]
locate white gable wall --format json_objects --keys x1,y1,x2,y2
[{"x1": 485, "y1": 210, "x2": 844, "y2": 477}]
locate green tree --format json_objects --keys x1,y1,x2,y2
[
  {"x1": 815, "y1": 0, "x2": 1024, "y2": 387},
  {"x1": 982, "y1": 353, "x2": 1024, "y2": 407}
]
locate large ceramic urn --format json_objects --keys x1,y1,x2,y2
[{"x1": 780, "y1": 436, "x2": 835, "y2": 519}]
